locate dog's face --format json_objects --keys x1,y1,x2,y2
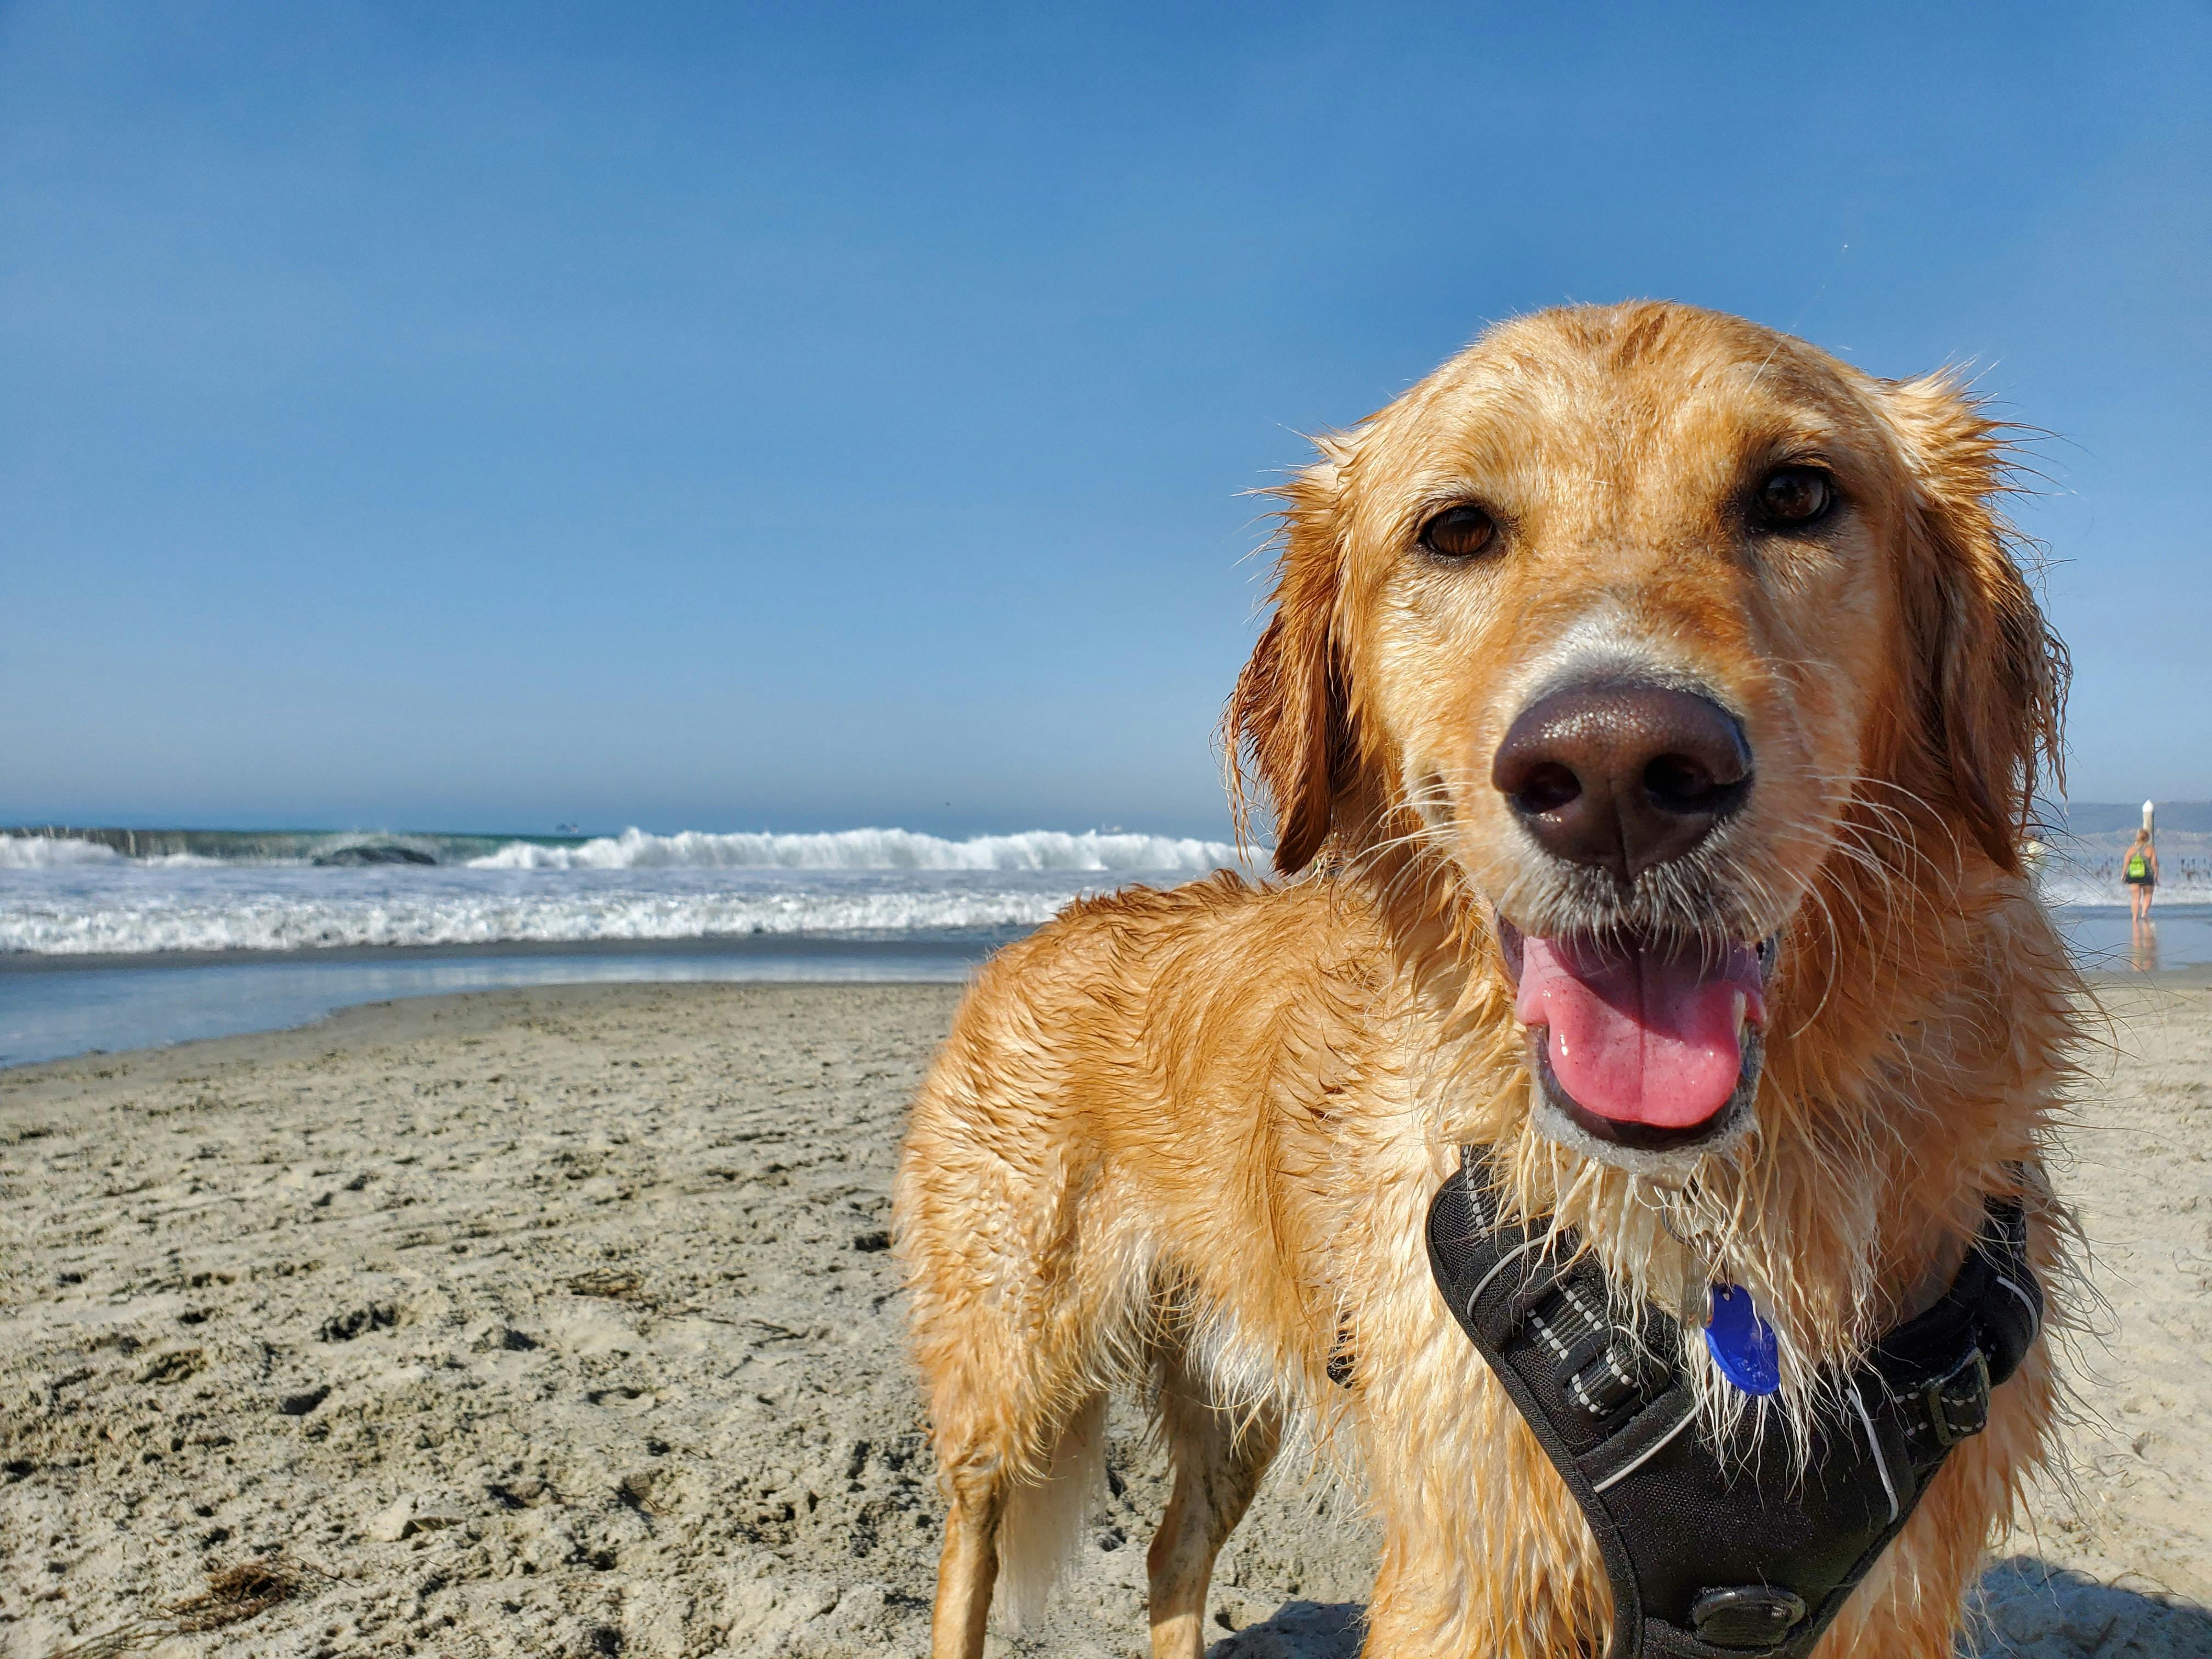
[{"x1": 1231, "y1": 304, "x2": 2058, "y2": 1175}]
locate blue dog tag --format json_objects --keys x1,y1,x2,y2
[{"x1": 1705, "y1": 1283, "x2": 1780, "y2": 1396}]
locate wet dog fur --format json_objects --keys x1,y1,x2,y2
[{"x1": 894, "y1": 301, "x2": 2080, "y2": 1658}]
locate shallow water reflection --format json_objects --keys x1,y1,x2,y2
[
  {"x1": 2058, "y1": 905, "x2": 2212, "y2": 973},
  {"x1": 0, "y1": 934, "x2": 1018, "y2": 1069}
]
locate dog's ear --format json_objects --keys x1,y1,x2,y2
[
  {"x1": 1225, "y1": 438, "x2": 1357, "y2": 875},
  {"x1": 1884, "y1": 374, "x2": 2067, "y2": 873}
]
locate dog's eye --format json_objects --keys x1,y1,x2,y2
[
  {"x1": 1756, "y1": 467, "x2": 1835, "y2": 528},
  {"x1": 1418, "y1": 505, "x2": 1497, "y2": 560}
]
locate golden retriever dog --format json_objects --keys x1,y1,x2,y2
[{"x1": 895, "y1": 301, "x2": 2076, "y2": 1658}]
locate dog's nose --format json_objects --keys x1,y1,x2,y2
[{"x1": 1491, "y1": 684, "x2": 1751, "y2": 881}]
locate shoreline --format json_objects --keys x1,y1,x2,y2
[
  {"x1": 0, "y1": 928, "x2": 1032, "y2": 975},
  {"x1": 0, "y1": 955, "x2": 2203, "y2": 1068},
  {"x1": 0, "y1": 945, "x2": 1009, "y2": 1074},
  {"x1": 0, "y1": 980, "x2": 967, "y2": 1084},
  {"x1": 2, "y1": 931, "x2": 2208, "y2": 1079}
]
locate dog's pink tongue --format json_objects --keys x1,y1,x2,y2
[{"x1": 1515, "y1": 937, "x2": 1765, "y2": 1130}]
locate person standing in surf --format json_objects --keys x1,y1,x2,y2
[{"x1": 2124, "y1": 827, "x2": 2159, "y2": 928}]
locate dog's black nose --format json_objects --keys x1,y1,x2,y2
[{"x1": 1491, "y1": 684, "x2": 1751, "y2": 881}]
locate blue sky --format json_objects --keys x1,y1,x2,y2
[{"x1": 4, "y1": 2, "x2": 2206, "y2": 836}]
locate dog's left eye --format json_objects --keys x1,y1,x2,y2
[
  {"x1": 1418, "y1": 505, "x2": 1498, "y2": 560},
  {"x1": 1755, "y1": 467, "x2": 1835, "y2": 528}
]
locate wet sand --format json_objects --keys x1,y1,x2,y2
[{"x1": 2, "y1": 978, "x2": 2208, "y2": 1657}]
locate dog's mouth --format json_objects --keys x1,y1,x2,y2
[{"x1": 1499, "y1": 919, "x2": 1775, "y2": 1161}]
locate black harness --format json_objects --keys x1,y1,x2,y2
[{"x1": 1423, "y1": 1149, "x2": 2042, "y2": 1658}]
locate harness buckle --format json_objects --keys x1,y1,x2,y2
[
  {"x1": 1921, "y1": 1346, "x2": 1991, "y2": 1447},
  {"x1": 1690, "y1": 1585, "x2": 1808, "y2": 1650}
]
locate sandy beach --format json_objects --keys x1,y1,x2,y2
[{"x1": 2, "y1": 977, "x2": 2208, "y2": 1659}]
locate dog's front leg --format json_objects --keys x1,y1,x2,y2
[
  {"x1": 1146, "y1": 1377, "x2": 1283, "y2": 1658},
  {"x1": 1358, "y1": 1342, "x2": 1610, "y2": 1658}
]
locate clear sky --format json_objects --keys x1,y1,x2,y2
[{"x1": 4, "y1": 3, "x2": 2206, "y2": 837}]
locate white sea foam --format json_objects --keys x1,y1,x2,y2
[
  {"x1": 2037, "y1": 873, "x2": 2212, "y2": 906},
  {"x1": 2031, "y1": 829, "x2": 2212, "y2": 907},
  {"x1": 466, "y1": 826, "x2": 1245, "y2": 873},
  {"x1": 0, "y1": 836, "x2": 124, "y2": 868},
  {"x1": 0, "y1": 864, "x2": 1198, "y2": 956},
  {"x1": 0, "y1": 890, "x2": 1068, "y2": 955},
  {"x1": 0, "y1": 825, "x2": 1247, "y2": 956}
]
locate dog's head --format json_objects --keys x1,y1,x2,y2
[{"x1": 1229, "y1": 302, "x2": 2063, "y2": 1176}]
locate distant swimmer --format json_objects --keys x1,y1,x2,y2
[{"x1": 2123, "y1": 826, "x2": 2159, "y2": 926}]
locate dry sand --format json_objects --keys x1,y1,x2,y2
[{"x1": 1, "y1": 977, "x2": 2207, "y2": 1658}]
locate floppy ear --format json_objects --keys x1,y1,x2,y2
[
  {"x1": 1224, "y1": 439, "x2": 1357, "y2": 875},
  {"x1": 1885, "y1": 374, "x2": 2067, "y2": 874}
]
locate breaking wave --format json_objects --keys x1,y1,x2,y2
[
  {"x1": 2032, "y1": 830, "x2": 2212, "y2": 907},
  {"x1": 0, "y1": 836, "x2": 124, "y2": 868},
  {"x1": 0, "y1": 826, "x2": 1247, "y2": 872},
  {"x1": 465, "y1": 827, "x2": 1243, "y2": 872},
  {"x1": 0, "y1": 825, "x2": 1250, "y2": 957}
]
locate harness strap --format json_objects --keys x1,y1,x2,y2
[{"x1": 1424, "y1": 1149, "x2": 2040, "y2": 1659}]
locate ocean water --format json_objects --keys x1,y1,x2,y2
[
  {"x1": 0, "y1": 935, "x2": 1024, "y2": 1071},
  {"x1": 1, "y1": 825, "x2": 2203, "y2": 1068},
  {"x1": 0, "y1": 827, "x2": 1245, "y2": 1066},
  {"x1": 2032, "y1": 828, "x2": 2212, "y2": 908},
  {"x1": 2057, "y1": 905, "x2": 2212, "y2": 974},
  {"x1": 0, "y1": 826, "x2": 1243, "y2": 954}
]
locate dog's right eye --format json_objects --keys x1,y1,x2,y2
[
  {"x1": 1754, "y1": 466, "x2": 1835, "y2": 528},
  {"x1": 1419, "y1": 505, "x2": 1497, "y2": 561}
]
